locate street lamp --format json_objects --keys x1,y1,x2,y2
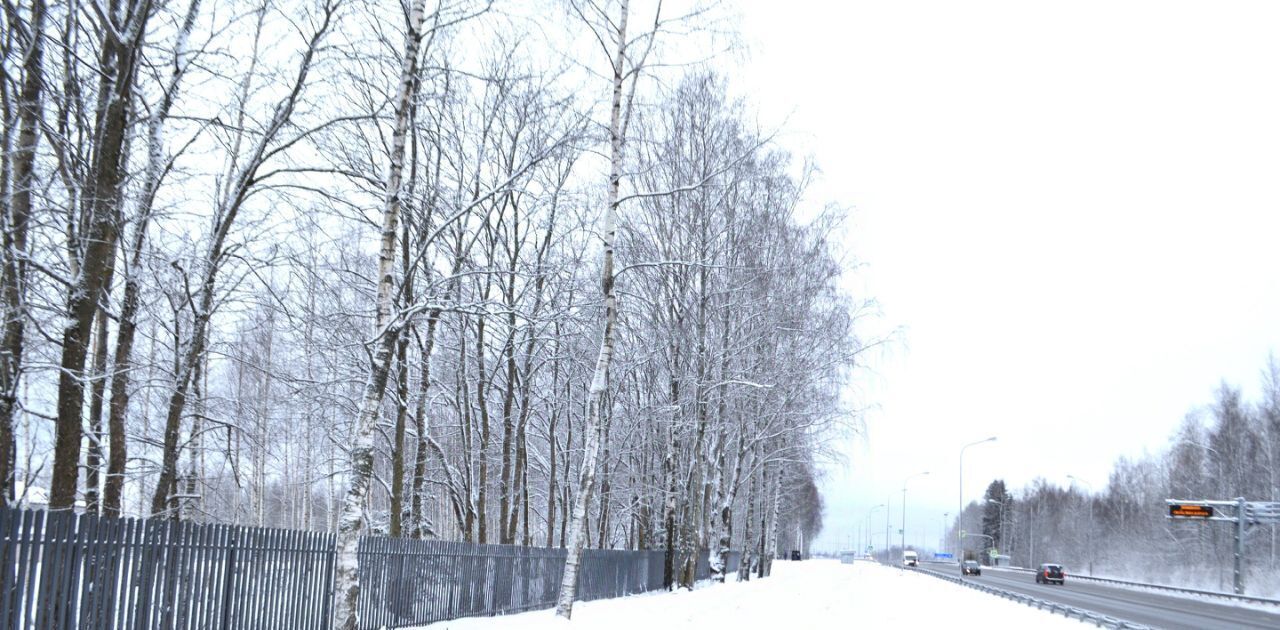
[
  {"x1": 865, "y1": 504, "x2": 886, "y2": 555},
  {"x1": 902, "y1": 471, "x2": 930, "y2": 564},
  {"x1": 960, "y1": 532, "x2": 996, "y2": 572},
  {"x1": 942, "y1": 512, "x2": 949, "y2": 554},
  {"x1": 963, "y1": 532, "x2": 996, "y2": 549},
  {"x1": 1028, "y1": 496, "x2": 1039, "y2": 568},
  {"x1": 884, "y1": 494, "x2": 893, "y2": 564},
  {"x1": 1067, "y1": 474, "x2": 1095, "y2": 575},
  {"x1": 959, "y1": 437, "x2": 997, "y2": 560}
]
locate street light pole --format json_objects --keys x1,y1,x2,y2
[
  {"x1": 1067, "y1": 474, "x2": 1094, "y2": 575},
  {"x1": 865, "y1": 504, "x2": 886, "y2": 556},
  {"x1": 961, "y1": 531, "x2": 996, "y2": 573},
  {"x1": 965, "y1": 532, "x2": 996, "y2": 548},
  {"x1": 942, "y1": 512, "x2": 949, "y2": 554},
  {"x1": 1030, "y1": 499, "x2": 1036, "y2": 568},
  {"x1": 959, "y1": 437, "x2": 997, "y2": 561},
  {"x1": 902, "y1": 471, "x2": 930, "y2": 565},
  {"x1": 885, "y1": 494, "x2": 892, "y2": 564}
]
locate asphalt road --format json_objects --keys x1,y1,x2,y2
[{"x1": 914, "y1": 564, "x2": 1280, "y2": 630}]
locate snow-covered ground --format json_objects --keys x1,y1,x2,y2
[{"x1": 408, "y1": 559, "x2": 1089, "y2": 629}]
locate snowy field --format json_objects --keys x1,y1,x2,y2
[{"x1": 409, "y1": 560, "x2": 1089, "y2": 629}]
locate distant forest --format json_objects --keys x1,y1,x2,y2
[{"x1": 948, "y1": 355, "x2": 1280, "y2": 596}]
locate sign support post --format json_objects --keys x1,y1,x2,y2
[
  {"x1": 1236, "y1": 497, "x2": 1246, "y2": 595},
  {"x1": 1166, "y1": 497, "x2": 1280, "y2": 595}
]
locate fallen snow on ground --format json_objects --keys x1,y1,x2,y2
[{"x1": 409, "y1": 559, "x2": 1089, "y2": 629}]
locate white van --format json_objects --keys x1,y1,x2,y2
[{"x1": 903, "y1": 550, "x2": 918, "y2": 567}]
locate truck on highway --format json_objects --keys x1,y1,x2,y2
[{"x1": 903, "y1": 550, "x2": 918, "y2": 567}]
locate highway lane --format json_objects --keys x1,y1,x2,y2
[{"x1": 914, "y1": 564, "x2": 1280, "y2": 630}]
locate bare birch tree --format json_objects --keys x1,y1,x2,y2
[
  {"x1": 554, "y1": 0, "x2": 635, "y2": 614},
  {"x1": 331, "y1": 1, "x2": 435, "y2": 626},
  {"x1": 2, "y1": 4, "x2": 874, "y2": 612},
  {"x1": 149, "y1": 0, "x2": 340, "y2": 517}
]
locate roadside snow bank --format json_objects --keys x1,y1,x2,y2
[{"x1": 408, "y1": 559, "x2": 1088, "y2": 629}]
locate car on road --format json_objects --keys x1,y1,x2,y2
[
  {"x1": 1035, "y1": 563, "x2": 1065, "y2": 585},
  {"x1": 961, "y1": 560, "x2": 981, "y2": 576},
  {"x1": 903, "y1": 550, "x2": 918, "y2": 567}
]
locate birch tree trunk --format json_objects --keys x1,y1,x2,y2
[
  {"x1": 739, "y1": 446, "x2": 760, "y2": 581},
  {"x1": 390, "y1": 220, "x2": 413, "y2": 538},
  {"x1": 410, "y1": 304, "x2": 443, "y2": 539},
  {"x1": 408, "y1": 133, "x2": 446, "y2": 541},
  {"x1": 545, "y1": 322, "x2": 561, "y2": 548},
  {"x1": 554, "y1": 0, "x2": 628, "y2": 616},
  {"x1": 85, "y1": 306, "x2": 113, "y2": 513},
  {"x1": 473, "y1": 284, "x2": 491, "y2": 543},
  {"x1": 331, "y1": 2, "x2": 427, "y2": 627}
]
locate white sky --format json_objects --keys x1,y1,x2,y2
[{"x1": 731, "y1": 0, "x2": 1280, "y2": 551}]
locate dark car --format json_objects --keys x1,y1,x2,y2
[
  {"x1": 1035, "y1": 563, "x2": 1065, "y2": 585},
  {"x1": 961, "y1": 560, "x2": 981, "y2": 576}
]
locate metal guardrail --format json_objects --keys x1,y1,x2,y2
[
  {"x1": 986, "y1": 565, "x2": 1280, "y2": 607},
  {"x1": 909, "y1": 566, "x2": 1152, "y2": 630}
]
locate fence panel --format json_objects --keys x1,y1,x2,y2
[
  {"x1": 695, "y1": 549, "x2": 712, "y2": 581},
  {"x1": 578, "y1": 549, "x2": 661, "y2": 602},
  {"x1": 725, "y1": 550, "x2": 742, "y2": 575},
  {"x1": 354, "y1": 537, "x2": 571, "y2": 629},
  {"x1": 0, "y1": 508, "x2": 338, "y2": 630},
  {"x1": 1, "y1": 506, "x2": 742, "y2": 630}
]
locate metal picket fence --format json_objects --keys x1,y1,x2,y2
[
  {"x1": 356, "y1": 538, "x2": 568, "y2": 628},
  {"x1": 0, "y1": 505, "x2": 736, "y2": 630},
  {"x1": 0, "y1": 506, "x2": 337, "y2": 630}
]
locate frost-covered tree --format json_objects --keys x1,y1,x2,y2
[{"x1": 0, "y1": 3, "x2": 873, "y2": 623}]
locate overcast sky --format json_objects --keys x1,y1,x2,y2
[{"x1": 731, "y1": 0, "x2": 1280, "y2": 551}]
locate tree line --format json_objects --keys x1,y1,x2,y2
[
  {"x1": 948, "y1": 356, "x2": 1280, "y2": 596},
  {"x1": 1, "y1": 0, "x2": 862, "y2": 622}
]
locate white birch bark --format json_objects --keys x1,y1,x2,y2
[
  {"x1": 554, "y1": 0, "x2": 629, "y2": 618},
  {"x1": 331, "y1": 2, "x2": 427, "y2": 628}
]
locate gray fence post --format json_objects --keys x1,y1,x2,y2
[{"x1": 220, "y1": 528, "x2": 238, "y2": 630}]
